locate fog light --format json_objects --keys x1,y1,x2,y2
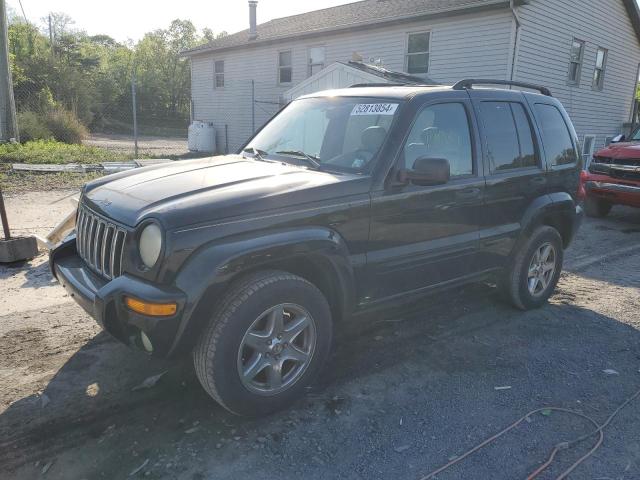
[
  {"x1": 125, "y1": 296, "x2": 177, "y2": 317},
  {"x1": 140, "y1": 331, "x2": 154, "y2": 353}
]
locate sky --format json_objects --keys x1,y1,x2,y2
[{"x1": 6, "y1": 0, "x2": 354, "y2": 42}]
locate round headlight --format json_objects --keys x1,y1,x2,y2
[{"x1": 138, "y1": 223, "x2": 163, "y2": 269}]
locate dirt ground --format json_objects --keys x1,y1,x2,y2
[
  {"x1": 86, "y1": 134, "x2": 189, "y2": 157},
  {"x1": 1, "y1": 189, "x2": 639, "y2": 480}
]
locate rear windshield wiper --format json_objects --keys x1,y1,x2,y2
[
  {"x1": 243, "y1": 147, "x2": 269, "y2": 162},
  {"x1": 275, "y1": 150, "x2": 322, "y2": 170}
]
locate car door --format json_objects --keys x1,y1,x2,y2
[
  {"x1": 363, "y1": 94, "x2": 485, "y2": 304},
  {"x1": 467, "y1": 90, "x2": 550, "y2": 270}
]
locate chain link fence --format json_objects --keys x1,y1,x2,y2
[{"x1": 11, "y1": 69, "x2": 191, "y2": 158}]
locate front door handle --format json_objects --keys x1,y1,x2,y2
[{"x1": 456, "y1": 187, "x2": 481, "y2": 199}]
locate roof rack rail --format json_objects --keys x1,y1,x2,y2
[
  {"x1": 349, "y1": 83, "x2": 410, "y2": 88},
  {"x1": 452, "y1": 79, "x2": 552, "y2": 97}
]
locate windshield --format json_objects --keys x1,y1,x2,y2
[
  {"x1": 244, "y1": 97, "x2": 400, "y2": 173},
  {"x1": 630, "y1": 128, "x2": 640, "y2": 141}
]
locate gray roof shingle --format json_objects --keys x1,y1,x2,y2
[{"x1": 183, "y1": 0, "x2": 513, "y2": 56}]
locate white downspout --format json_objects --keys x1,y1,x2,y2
[{"x1": 509, "y1": 0, "x2": 521, "y2": 81}]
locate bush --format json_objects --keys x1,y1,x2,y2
[
  {"x1": 17, "y1": 111, "x2": 53, "y2": 143},
  {"x1": 17, "y1": 109, "x2": 89, "y2": 144},
  {"x1": 45, "y1": 109, "x2": 89, "y2": 144}
]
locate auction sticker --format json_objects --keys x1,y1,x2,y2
[{"x1": 351, "y1": 103, "x2": 399, "y2": 116}]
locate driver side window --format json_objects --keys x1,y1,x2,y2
[{"x1": 403, "y1": 103, "x2": 473, "y2": 177}]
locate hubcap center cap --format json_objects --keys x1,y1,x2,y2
[{"x1": 271, "y1": 342, "x2": 284, "y2": 354}]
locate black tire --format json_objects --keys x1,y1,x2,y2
[
  {"x1": 501, "y1": 226, "x2": 564, "y2": 310},
  {"x1": 584, "y1": 197, "x2": 612, "y2": 218},
  {"x1": 193, "y1": 270, "x2": 332, "y2": 416}
]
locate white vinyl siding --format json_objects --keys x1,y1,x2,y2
[{"x1": 514, "y1": 0, "x2": 640, "y2": 153}]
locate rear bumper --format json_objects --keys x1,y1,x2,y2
[{"x1": 51, "y1": 236, "x2": 188, "y2": 358}]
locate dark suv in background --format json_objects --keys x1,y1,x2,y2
[{"x1": 51, "y1": 79, "x2": 583, "y2": 416}]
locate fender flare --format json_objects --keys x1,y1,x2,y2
[
  {"x1": 519, "y1": 192, "x2": 579, "y2": 250},
  {"x1": 168, "y1": 226, "x2": 356, "y2": 355}
]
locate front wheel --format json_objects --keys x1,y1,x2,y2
[
  {"x1": 501, "y1": 226, "x2": 564, "y2": 310},
  {"x1": 193, "y1": 271, "x2": 332, "y2": 416}
]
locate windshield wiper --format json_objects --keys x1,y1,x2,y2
[
  {"x1": 275, "y1": 150, "x2": 322, "y2": 170},
  {"x1": 243, "y1": 147, "x2": 269, "y2": 162}
]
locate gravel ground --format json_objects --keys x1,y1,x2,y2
[
  {"x1": 86, "y1": 134, "x2": 189, "y2": 157},
  {"x1": 0, "y1": 190, "x2": 639, "y2": 480}
]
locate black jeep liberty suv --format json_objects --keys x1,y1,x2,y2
[{"x1": 51, "y1": 79, "x2": 583, "y2": 416}]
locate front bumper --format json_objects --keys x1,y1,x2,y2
[
  {"x1": 51, "y1": 237, "x2": 187, "y2": 357},
  {"x1": 583, "y1": 173, "x2": 640, "y2": 208}
]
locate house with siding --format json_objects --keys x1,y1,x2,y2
[{"x1": 183, "y1": 0, "x2": 640, "y2": 159}]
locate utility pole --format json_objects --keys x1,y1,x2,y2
[
  {"x1": 48, "y1": 14, "x2": 54, "y2": 54},
  {"x1": 131, "y1": 70, "x2": 138, "y2": 158},
  {"x1": 0, "y1": 0, "x2": 19, "y2": 142}
]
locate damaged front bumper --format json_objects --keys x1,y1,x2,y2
[{"x1": 50, "y1": 236, "x2": 187, "y2": 357}]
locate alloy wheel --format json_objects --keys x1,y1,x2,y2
[
  {"x1": 237, "y1": 303, "x2": 317, "y2": 396},
  {"x1": 527, "y1": 242, "x2": 557, "y2": 297}
]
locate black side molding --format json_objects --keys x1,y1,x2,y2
[{"x1": 452, "y1": 79, "x2": 552, "y2": 97}]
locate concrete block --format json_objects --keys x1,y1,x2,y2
[{"x1": 0, "y1": 236, "x2": 39, "y2": 263}]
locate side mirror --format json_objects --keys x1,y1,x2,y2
[
  {"x1": 399, "y1": 157, "x2": 450, "y2": 186},
  {"x1": 610, "y1": 134, "x2": 625, "y2": 144}
]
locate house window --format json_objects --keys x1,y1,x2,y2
[
  {"x1": 405, "y1": 32, "x2": 430, "y2": 74},
  {"x1": 567, "y1": 38, "x2": 585, "y2": 85},
  {"x1": 214, "y1": 61, "x2": 224, "y2": 88},
  {"x1": 279, "y1": 50, "x2": 293, "y2": 84},
  {"x1": 592, "y1": 47, "x2": 607, "y2": 90},
  {"x1": 582, "y1": 135, "x2": 596, "y2": 166},
  {"x1": 308, "y1": 46, "x2": 325, "y2": 76}
]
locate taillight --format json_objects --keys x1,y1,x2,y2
[{"x1": 577, "y1": 170, "x2": 588, "y2": 200}]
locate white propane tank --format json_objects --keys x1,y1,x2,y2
[
  {"x1": 198, "y1": 122, "x2": 216, "y2": 153},
  {"x1": 188, "y1": 121, "x2": 202, "y2": 151}
]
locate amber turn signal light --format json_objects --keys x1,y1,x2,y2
[{"x1": 124, "y1": 297, "x2": 177, "y2": 317}]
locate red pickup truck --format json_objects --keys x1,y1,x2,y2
[{"x1": 580, "y1": 132, "x2": 640, "y2": 217}]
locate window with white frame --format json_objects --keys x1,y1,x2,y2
[
  {"x1": 592, "y1": 47, "x2": 607, "y2": 90},
  {"x1": 567, "y1": 38, "x2": 585, "y2": 85},
  {"x1": 308, "y1": 46, "x2": 325, "y2": 76},
  {"x1": 405, "y1": 32, "x2": 430, "y2": 74},
  {"x1": 279, "y1": 50, "x2": 293, "y2": 84},
  {"x1": 582, "y1": 135, "x2": 596, "y2": 166},
  {"x1": 214, "y1": 61, "x2": 224, "y2": 88}
]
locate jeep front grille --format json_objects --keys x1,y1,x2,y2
[{"x1": 76, "y1": 204, "x2": 127, "y2": 279}]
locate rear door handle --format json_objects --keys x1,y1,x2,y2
[{"x1": 456, "y1": 187, "x2": 481, "y2": 199}]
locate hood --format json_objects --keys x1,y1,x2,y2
[
  {"x1": 595, "y1": 142, "x2": 640, "y2": 162},
  {"x1": 82, "y1": 155, "x2": 366, "y2": 229}
]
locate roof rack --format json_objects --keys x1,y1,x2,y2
[
  {"x1": 349, "y1": 83, "x2": 410, "y2": 88},
  {"x1": 452, "y1": 79, "x2": 552, "y2": 97}
]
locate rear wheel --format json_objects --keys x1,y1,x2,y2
[
  {"x1": 584, "y1": 196, "x2": 612, "y2": 217},
  {"x1": 501, "y1": 226, "x2": 563, "y2": 310},
  {"x1": 193, "y1": 270, "x2": 332, "y2": 416}
]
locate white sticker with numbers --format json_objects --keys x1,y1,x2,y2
[{"x1": 351, "y1": 103, "x2": 399, "y2": 116}]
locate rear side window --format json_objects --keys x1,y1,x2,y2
[
  {"x1": 534, "y1": 104, "x2": 577, "y2": 166},
  {"x1": 479, "y1": 102, "x2": 537, "y2": 172}
]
